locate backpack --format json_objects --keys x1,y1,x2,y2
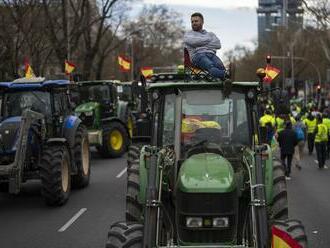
[{"x1": 295, "y1": 126, "x2": 305, "y2": 141}]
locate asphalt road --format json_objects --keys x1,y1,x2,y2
[{"x1": 0, "y1": 149, "x2": 329, "y2": 247}]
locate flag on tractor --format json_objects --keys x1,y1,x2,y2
[
  {"x1": 264, "y1": 65, "x2": 280, "y2": 83},
  {"x1": 271, "y1": 226, "x2": 302, "y2": 248},
  {"x1": 24, "y1": 60, "x2": 35, "y2": 79},
  {"x1": 118, "y1": 55, "x2": 131, "y2": 71},
  {"x1": 65, "y1": 60, "x2": 76, "y2": 75},
  {"x1": 141, "y1": 67, "x2": 153, "y2": 78}
]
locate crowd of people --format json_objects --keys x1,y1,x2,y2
[{"x1": 259, "y1": 97, "x2": 330, "y2": 180}]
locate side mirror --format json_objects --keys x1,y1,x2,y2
[{"x1": 256, "y1": 68, "x2": 266, "y2": 83}]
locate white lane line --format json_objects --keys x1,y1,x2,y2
[
  {"x1": 58, "y1": 208, "x2": 87, "y2": 232},
  {"x1": 116, "y1": 168, "x2": 127, "y2": 178}
]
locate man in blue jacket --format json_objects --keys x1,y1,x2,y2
[{"x1": 184, "y1": 12, "x2": 225, "y2": 79}]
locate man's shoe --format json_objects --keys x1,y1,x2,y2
[
  {"x1": 324, "y1": 165, "x2": 328, "y2": 169},
  {"x1": 285, "y1": 176, "x2": 291, "y2": 180}
]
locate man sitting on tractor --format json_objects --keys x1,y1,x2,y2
[{"x1": 184, "y1": 12, "x2": 226, "y2": 80}]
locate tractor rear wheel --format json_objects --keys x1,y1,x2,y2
[
  {"x1": 270, "y1": 159, "x2": 288, "y2": 220},
  {"x1": 106, "y1": 222, "x2": 143, "y2": 248},
  {"x1": 127, "y1": 144, "x2": 143, "y2": 171},
  {"x1": 99, "y1": 122, "x2": 128, "y2": 158},
  {"x1": 40, "y1": 145, "x2": 71, "y2": 206},
  {"x1": 126, "y1": 161, "x2": 143, "y2": 222},
  {"x1": 72, "y1": 125, "x2": 90, "y2": 188},
  {"x1": 272, "y1": 219, "x2": 308, "y2": 247}
]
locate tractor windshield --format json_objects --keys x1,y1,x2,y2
[
  {"x1": 76, "y1": 85, "x2": 111, "y2": 102},
  {"x1": 4, "y1": 91, "x2": 51, "y2": 117},
  {"x1": 162, "y1": 89, "x2": 250, "y2": 155}
]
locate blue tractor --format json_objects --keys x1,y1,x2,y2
[{"x1": 0, "y1": 77, "x2": 90, "y2": 206}]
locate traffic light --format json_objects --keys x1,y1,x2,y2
[{"x1": 266, "y1": 55, "x2": 271, "y2": 64}]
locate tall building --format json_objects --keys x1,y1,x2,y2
[{"x1": 257, "y1": 0, "x2": 304, "y2": 46}]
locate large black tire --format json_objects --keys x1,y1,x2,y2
[
  {"x1": 72, "y1": 125, "x2": 91, "y2": 188},
  {"x1": 40, "y1": 145, "x2": 71, "y2": 206},
  {"x1": 106, "y1": 222, "x2": 143, "y2": 248},
  {"x1": 98, "y1": 122, "x2": 128, "y2": 158},
  {"x1": 127, "y1": 144, "x2": 143, "y2": 171},
  {"x1": 272, "y1": 219, "x2": 308, "y2": 247},
  {"x1": 126, "y1": 161, "x2": 143, "y2": 222},
  {"x1": 270, "y1": 159, "x2": 288, "y2": 220}
]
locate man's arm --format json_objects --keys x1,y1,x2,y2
[
  {"x1": 184, "y1": 31, "x2": 211, "y2": 48},
  {"x1": 207, "y1": 32, "x2": 221, "y2": 50}
]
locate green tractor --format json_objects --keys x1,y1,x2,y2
[
  {"x1": 106, "y1": 72, "x2": 307, "y2": 247},
  {"x1": 72, "y1": 81, "x2": 132, "y2": 158}
]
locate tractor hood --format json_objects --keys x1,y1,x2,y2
[
  {"x1": 75, "y1": 102, "x2": 100, "y2": 113},
  {"x1": 0, "y1": 116, "x2": 21, "y2": 153},
  {"x1": 177, "y1": 153, "x2": 236, "y2": 193}
]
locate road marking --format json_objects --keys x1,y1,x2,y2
[
  {"x1": 116, "y1": 168, "x2": 127, "y2": 178},
  {"x1": 58, "y1": 208, "x2": 87, "y2": 232}
]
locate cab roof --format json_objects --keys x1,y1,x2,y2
[
  {"x1": 0, "y1": 78, "x2": 70, "y2": 90},
  {"x1": 75, "y1": 80, "x2": 120, "y2": 86},
  {"x1": 147, "y1": 73, "x2": 260, "y2": 91}
]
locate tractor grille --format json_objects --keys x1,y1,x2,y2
[
  {"x1": 0, "y1": 122, "x2": 19, "y2": 152},
  {"x1": 176, "y1": 191, "x2": 238, "y2": 243}
]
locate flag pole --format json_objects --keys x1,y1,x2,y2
[
  {"x1": 131, "y1": 37, "x2": 134, "y2": 81},
  {"x1": 66, "y1": 1, "x2": 71, "y2": 80}
]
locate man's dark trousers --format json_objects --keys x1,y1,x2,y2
[
  {"x1": 315, "y1": 141, "x2": 326, "y2": 168},
  {"x1": 281, "y1": 153, "x2": 293, "y2": 176},
  {"x1": 307, "y1": 133, "x2": 315, "y2": 154}
]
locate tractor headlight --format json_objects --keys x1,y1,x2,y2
[
  {"x1": 85, "y1": 111, "x2": 93, "y2": 116},
  {"x1": 186, "y1": 217, "x2": 203, "y2": 228},
  {"x1": 212, "y1": 217, "x2": 229, "y2": 228}
]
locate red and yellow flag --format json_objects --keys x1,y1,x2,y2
[
  {"x1": 141, "y1": 67, "x2": 153, "y2": 78},
  {"x1": 65, "y1": 60, "x2": 76, "y2": 75},
  {"x1": 271, "y1": 226, "x2": 302, "y2": 248},
  {"x1": 25, "y1": 61, "x2": 35, "y2": 79},
  {"x1": 118, "y1": 55, "x2": 131, "y2": 71},
  {"x1": 264, "y1": 65, "x2": 280, "y2": 83}
]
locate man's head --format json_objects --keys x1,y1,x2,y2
[{"x1": 191, "y1": 12, "x2": 204, "y2": 31}]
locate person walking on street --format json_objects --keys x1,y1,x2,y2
[
  {"x1": 184, "y1": 12, "x2": 226, "y2": 79},
  {"x1": 314, "y1": 114, "x2": 328, "y2": 169},
  {"x1": 303, "y1": 112, "x2": 317, "y2": 154},
  {"x1": 293, "y1": 115, "x2": 305, "y2": 170},
  {"x1": 322, "y1": 112, "x2": 330, "y2": 159},
  {"x1": 278, "y1": 121, "x2": 298, "y2": 179},
  {"x1": 259, "y1": 109, "x2": 275, "y2": 144}
]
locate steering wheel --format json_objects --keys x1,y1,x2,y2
[{"x1": 185, "y1": 140, "x2": 224, "y2": 158}]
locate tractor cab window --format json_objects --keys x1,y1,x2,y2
[
  {"x1": 162, "y1": 94, "x2": 176, "y2": 146},
  {"x1": 180, "y1": 90, "x2": 249, "y2": 157},
  {"x1": 78, "y1": 85, "x2": 111, "y2": 102},
  {"x1": 4, "y1": 91, "x2": 51, "y2": 117},
  {"x1": 53, "y1": 92, "x2": 70, "y2": 116}
]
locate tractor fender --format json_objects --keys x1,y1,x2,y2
[
  {"x1": 263, "y1": 144, "x2": 274, "y2": 204},
  {"x1": 62, "y1": 116, "x2": 82, "y2": 149},
  {"x1": 117, "y1": 100, "x2": 129, "y2": 123}
]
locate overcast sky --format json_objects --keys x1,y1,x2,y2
[{"x1": 139, "y1": 0, "x2": 259, "y2": 59}]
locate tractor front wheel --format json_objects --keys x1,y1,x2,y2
[
  {"x1": 99, "y1": 122, "x2": 128, "y2": 158},
  {"x1": 72, "y1": 125, "x2": 91, "y2": 188},
  {"x1": 40, "y1": 145, "x2": 71, "y2": 206},
  {"x1": 106, "y1": 222, "x2": 143, "y2": 248}
]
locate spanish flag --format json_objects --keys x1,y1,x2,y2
[
  {"x1": 118, "y1": 55, "x2": 131, "y2": 71},
  {"x1": 25, "y1": 61, "x2": 35, "y2": 79},
  {"x1": 141, "y1": 67, "x2": 153, "y2": 78},
  {"x1": 264, "y1": 65, "x2": 280, "y2": 83},
  {"x1": 65, "y1": 60, "x2": 76, "y2": 75},
  {"x1": 271, "y1": 226, "x2": 302, "y2": 248}
]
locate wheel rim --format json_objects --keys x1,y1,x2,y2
[
  {"x1": 110, "y1": 130, "x2": 123, "y2": 151},
  {"x1": 127, "y1": 117, "x2": 133, "y2": 138},
  {"x1": 61, "y1": 158, "x2": 69, "y2": 192},
  {"x1": 81, "y1": 137, "x2": 90, "y2": 175}
]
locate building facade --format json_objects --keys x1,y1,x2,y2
[{"x1": 257, "y1": 0, "x2": 304, "y2": 46}]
